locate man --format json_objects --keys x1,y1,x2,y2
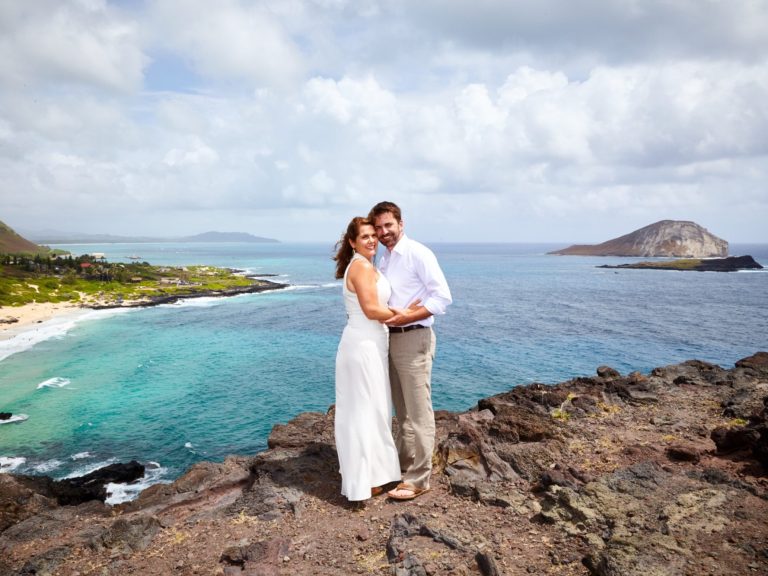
[{"x1": 368, "y1": 201, "x2": 452, "y2": 500}]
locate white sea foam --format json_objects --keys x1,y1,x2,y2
[
  {"x1": 0, "y1": 307, "x2": 133, "y2": 363},
  {"x1": 161, "y1": 297, "x2": 225, "y2": 309},
  {"x1": 61, "y1": 458, "x2": 118, "y2": 480},
  {"x1": 37, "y1": 377, "x2": 71, "y2": 389},
  {"x1": 0, "y1": 457, "x2": 27, "y2": 473},
  {"x1": 32, "y1": 459, "x2": 63, "y2": 473},
  {"x1": 70, "y1": 451, "x2": 93, "y2": 460},
  {"x1": 0, "y1": 413, "x2": 29, "y2": 424},
  {"x1": 184, "y1": 442, "x2": 194, "y2": 449},
  {"x1": 105, "y1": 461, "x2": 171, "y2": 505},
  {"x1": 281, "y1": 284, "x2": 319, "y2": 291}
]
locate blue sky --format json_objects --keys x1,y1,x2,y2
[{"x1": 1, "y1": 0, "x2": 767, "y2": 243}]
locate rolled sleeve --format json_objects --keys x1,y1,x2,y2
[{"x1": 415, "y1": 248, "x2": 452, "y2": 316}]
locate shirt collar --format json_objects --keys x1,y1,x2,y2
[{"x1": 391, "y1": 233, "x2": 409, "y2": 255}]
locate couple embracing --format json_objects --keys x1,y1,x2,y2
[{"x1": 333, "y1": 201, "x2": 452, "y2": 504}]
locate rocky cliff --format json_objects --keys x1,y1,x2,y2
[
  {"x1": 2, "y1": 353, "x2": 767, "y2": 576},
  {"x1": 550, "y1": 220, "x2": 728, "y2": 257}
]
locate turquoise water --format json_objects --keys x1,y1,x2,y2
[{"x1": 1, "y1": 242, "x2": 767, "y2": 498}]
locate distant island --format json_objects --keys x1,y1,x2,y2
[
  {"x1": 549, "y1": 220, "x2": 728, "y2": 257},
  {"x1": 598, "y1": 255, "x2": 763, "y2": 272},
  {"x1": 22, "y1": 230, "x2": 279, "y2": 245}
]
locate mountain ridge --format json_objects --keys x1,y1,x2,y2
[
  {"x1": 0, "y1": 220, "x2": 50, "y2": 254},
  {"x1": 21, "y1": 230, "x2": 280, "y2": 244}
]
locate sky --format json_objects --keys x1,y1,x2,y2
[{"x1": 1, "y1": 0, "x2": 767, "y2": 244}]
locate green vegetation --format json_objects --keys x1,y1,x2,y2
[
  {"x1": 0, "y1": 253, "x2": 262, "y2": 307},
  {"x1": 630, "y1": 259, "x2": 702, "y2": 270}
]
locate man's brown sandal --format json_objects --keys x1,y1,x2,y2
[{"x1": 387, "y1": 482, "x2": 430, "y2": 501}]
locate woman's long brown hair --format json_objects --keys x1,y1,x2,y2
[{"x1": 333, "y1": 216, "x2": 371, "y2": 279}]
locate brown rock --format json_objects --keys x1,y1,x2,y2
[
  {"x1": 267, "y1": 412, "x2": 331, "y2": 449},
  {"x1": 735, "y1": 352, "x2": 768, "y2": 375},
  {"x1": 0, "y1": 475, "x2": 57, "y2": 533},
  {"x1": 597, "y1": 366, "x2": 621, "y2": 379},
  {"x1": 2, "y1": 352, "x2": 768, "y2": 576},
  {"x1": 711, "y1": 426, "x2": 761, "y2": 453},
  {"x1": 665, "y1": 444, "x2": 701, "y2": 463}
]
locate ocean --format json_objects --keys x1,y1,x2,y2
[{"x1": 1, "y1": 242, "x2": 767, "y2": 502}]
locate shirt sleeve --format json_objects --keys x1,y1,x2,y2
[{"x1": 413, "y1": 245, "x2": 452, "y2": 316}]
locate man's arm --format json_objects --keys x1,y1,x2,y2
[{"x1": 385, "y1": 245, "x2": 451, "y2": 326}]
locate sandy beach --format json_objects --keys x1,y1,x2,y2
[{"x1": 0, "y1": 302, "x2": 83, "y2": 342}]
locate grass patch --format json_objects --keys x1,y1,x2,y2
[{"x1": 0, "y1": 258, "x2": 267, "y2": 307}]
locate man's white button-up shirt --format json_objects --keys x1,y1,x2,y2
[{"x1": 378, "y1": 234, "x2": 452, "y2": 327}]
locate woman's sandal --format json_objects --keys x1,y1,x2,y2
[
  {"x1": 371, "y1": 485, "x2": 386, "y2": 497},
  {"x1": 387, "y1": 482, "x2": 430, "y2": 501}
]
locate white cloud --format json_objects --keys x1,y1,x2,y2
[
  {"x1": 304, "y1": 75, "x2": 401, "y2": 150},
  {"x1": 148, "y1": 0, "x2": 304, "y2": 89},
  {"x1": 0, "y1": 0, "x2": 145, "y2": 92},
  {"x1": 408, "y1": 0, "x2": 768, "y2": 64},
  {"x1": 163, "y1": 137, "x2": 219, "y2": 167},
  {"x1": 0, "y1": 0, "x2": 766, "y2": 242}
]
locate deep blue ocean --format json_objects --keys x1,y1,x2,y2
[{"x1": 1, "y1": 242, "x2": 767, "y2": 501}]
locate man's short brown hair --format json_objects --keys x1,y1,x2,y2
[{"x1": 368, "y1": 201, "x2": 402, "y2": 222}]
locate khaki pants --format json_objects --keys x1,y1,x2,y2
[{"x1": 388, "y1": 327, "x2": 436, "y2": 490}]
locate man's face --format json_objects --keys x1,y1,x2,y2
[{"x1": 373, "y1": 211, "x2": 403, "y2": 250}]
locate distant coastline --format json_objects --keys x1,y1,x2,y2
[{"x1": 24, "y1": 230, "x2": 280, "y2": 245}]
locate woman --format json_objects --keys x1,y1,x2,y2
[{"x1": 333, "y1": 216, "x2": 401, "y2": 503}]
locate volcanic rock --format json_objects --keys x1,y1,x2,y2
[{"x1": 2, "y1": 354, "x2": 767, "y2": 575}]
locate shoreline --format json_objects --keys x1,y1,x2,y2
[
  {"x1": 0, "y1": 279, "x2": 288, "y2": 344},
  {"x1": 0, "y1": 302, "x2": 84, "y2": 342}
]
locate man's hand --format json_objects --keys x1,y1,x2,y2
[{"x1": 385, "y1": 300, "x2": 423, "y2": 327}]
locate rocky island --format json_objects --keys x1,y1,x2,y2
[
  {"x1": 2, "y1": 353, "x2": 767, "y2": 575},
  {"x1": 550, "y1": 220, "x2": 728, "y2": 258},
  {"x1": 598, "y1": 255, "x2": 763, "y2": 272}
]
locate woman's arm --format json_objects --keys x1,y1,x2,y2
[{"x1": 347, "y1": 259, "x2": 395, "y2": 322}]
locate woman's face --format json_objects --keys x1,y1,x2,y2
[{"x1": 350, "y1": 224, "x2": 378, "y2": 259}]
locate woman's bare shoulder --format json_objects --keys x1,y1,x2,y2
[{"x1": 349, "y1": 257, "x2": 374, "y2": 273}]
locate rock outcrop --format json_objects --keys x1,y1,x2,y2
[
  {"x1": 1, "y1": 353, "x2": 767, "y2": 575},
  {"x1": 598, "y1": 255, "x2": 763, "y2": 272},
  {"x1": 550, "y1": 220, "x2": 728, "y2": 257}
]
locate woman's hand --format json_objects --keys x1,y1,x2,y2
[{"x1": 385, "y1": 299, "x2": 428, "y2": 327}]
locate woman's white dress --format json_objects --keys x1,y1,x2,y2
[{"x1": 335, "y1": 253, "x2": 401, "y2": 501}]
